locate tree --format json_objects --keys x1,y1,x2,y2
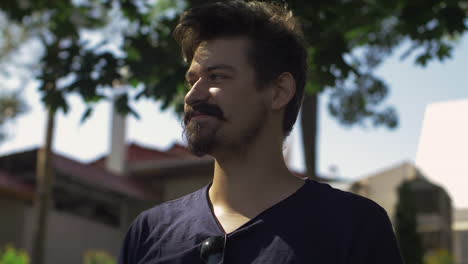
[
  {"x1": 0, "y1": 1, "x2": 185, "y2": 263},
  {"x1": 0, "y1": 92, "x2": 27, "y2": 144},
  {"x1": 395, "y1": 180, "x2": 424, "y2": 264},
  {"x1": 2, "y1": 0, "x2": 467, "y2": 178},
  {"x1": 287, "y1": 0, "x2": 467, "y2": 179}
]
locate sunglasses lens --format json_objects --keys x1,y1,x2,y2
[{"x1": 200, "y1": 236, "x2": 225, "y2": 264}]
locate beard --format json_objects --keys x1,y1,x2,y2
[
  {"x1": 183, "y1": 118, "x2": 221, "y2": 157},
  {"x1": 182, "y1": 103, "x2": 268, "y2": 157}
]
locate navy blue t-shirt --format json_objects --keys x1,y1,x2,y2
[{"x1": 118, "y1": 179, "x2": 403, "y2": 264}]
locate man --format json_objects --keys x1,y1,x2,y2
[{"x1": 119, "y1": 1, "x2": 404, "y2": 263}]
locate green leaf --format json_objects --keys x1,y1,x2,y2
[
  {"x1": 130, "y1": 79, "x2": 140, "y2": 88},
  {"x1": 0, "y1": 245, "x2": 30, "y2": 264},
  {"x1": 84, "y1": 250, "x2": 115, "y2": 264},
  {"x1": 304, "y1": 81, "x2": 322, "y2": 95},
  {"x1": 126, "y1": 47, "x2": 141, "y2": 61},
  {"x1": 40, "y1": 87, "x2": 69, "y2": 114}
]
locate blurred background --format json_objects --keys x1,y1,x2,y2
[{"x1": 0, "y1": 0, "x2": 467, "y2": 264}]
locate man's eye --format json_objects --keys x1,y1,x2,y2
[{"x1": 208, "y1": 74, "x2": 224, "y2": 82}]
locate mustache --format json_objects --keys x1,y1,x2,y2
[{"x1": 184, "y1": 103, "x2": 226, "y2": 125}]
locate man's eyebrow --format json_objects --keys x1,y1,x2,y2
[
  {"x1": 185, "y1": 64, "x2": 237, "y2": 81},
  {"x1": 205, "y1": 64, "x2": 236, "y2": 73}
]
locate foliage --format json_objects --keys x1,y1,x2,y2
[
  {"x1": 0, "y1": 247, "x2": 118, "y2": 264},
  {"x1": 0, "y1": 245, "x2": 29, "y2": 264},
  {"x1": 395, "y1": 180, "x2": 424, "y2": 264},
  {"x1": 291, "y1": 0, "x2": 466, "y2": 128},
  {"x1": 0, "y1": 0, "x2": 186, "y2": 119},
  {"x1": 186, "y1": 0, "x2": 468, "y2": 129},
  {"x1": 84, "y1": 250, "x2": 116, "y2": 264},
  {"x1": 0, "y1": 0, "x2": 466, "y2": 127},
  {"x1": 0, "y1": 92, "x2": 28, "y2": 143},
  {"x1": 425, "y1": 249, "x2": 455, "y2": 264}
]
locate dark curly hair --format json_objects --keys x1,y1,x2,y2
[{"x1": 174, "y1": 0, "x2": 307, "y2": 137}]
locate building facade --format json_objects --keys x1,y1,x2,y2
[
  {"x1": 454, "y1": 209, "x2": 468, "y2": 264},
  {"x1": 349, "y1": 162, "x2": 453, "y2": 257},
  {"x1": 0, "y1": 143, "x2": 213, "y2": 264}
]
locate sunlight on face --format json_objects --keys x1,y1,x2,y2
[{"x1": 182, "y1": 37, "x2": 270, "y2": 157}]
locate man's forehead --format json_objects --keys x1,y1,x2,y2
[
  {"x1": 185, "y1": 62, "x2": 237, "y2": 80},
  {"x1": 188, "y1": 62, "x2": 236, "y2": 73},
  {"x1": 188, "y1": 37, "x2": 250, "y2": 70}
]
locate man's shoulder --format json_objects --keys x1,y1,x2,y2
[
  {"x1": 302, "y1": 181, "x2": 403, "y2": 263},
  {"x1": 133, "y1": 184, "x2": 208, "y2": 228},
  {"x1": 304, "y1": 180, "x2": 388, "y2": 219},
  {"x1": 118, "y1": 185, "x2": 210, "y2": 263}
]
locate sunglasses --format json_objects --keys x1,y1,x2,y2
[{"x1": 199, "y1": 235, "x2": 226, "y2": 264}]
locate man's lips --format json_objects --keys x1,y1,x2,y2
[
  {"x1": 184, "y1": 104, "x2": 225, "y2": 125},
  {"x1": 191, "y1": 112, "x2": 217, "y2": 120}
]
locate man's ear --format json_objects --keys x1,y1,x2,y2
[{"x1": 271, "y1": 72, "x2": 296, "y2": 110}]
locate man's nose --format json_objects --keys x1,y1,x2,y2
[{"x1": 184, "y1": 78, "x2": 211, "y2": 106}]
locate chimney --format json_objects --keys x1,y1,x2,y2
[{"x1": 106, "y1": 87, "x2": 127, "y2": 175}]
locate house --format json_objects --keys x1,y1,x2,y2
[
  {"x1": 349, "y1": 162, "x2": 453, "y2": 257},
  {"x1": 454, "y1": 209, "x2": 468, "y2": 264},
  {"x1": 0, "y1": 143, "x2": 213, "y2": 264},
  {"x1": 91, "y1": 143, "x2": 214, "y2": 202},
  {"x1": 414, "y1": 99, "x2": 468, "y2": 264}
]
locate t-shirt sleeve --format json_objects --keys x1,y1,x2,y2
[
  {"x1": 118, "y1": 212, "x2": 150, "y2": 264},
  {"x1": 348, "y1": 204, "x2": 404, "y2": 264}
]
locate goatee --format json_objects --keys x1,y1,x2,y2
[
  {"x1": 182, "y1": 119, "x2": 219, "y2": 157},
  {"x1": 182, "y1": 103, "x2": 225, "y2": 156},
  {"x1": 182, "y1": 102, "x2": 268, "y2": 158}
]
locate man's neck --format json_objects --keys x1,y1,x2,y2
[{"x1": 208, "y1": 141, "x2": 305, "y2": 219}]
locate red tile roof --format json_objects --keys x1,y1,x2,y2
[
  {"x1": 53, "y1": 153, "x2": 156, "y2": 200},
  {"x1": 0, "y1": 143, "x2": 315, "y2": 201},
  {"x1": 131, "y1": 143, "x2": 196, "y2": 160},
  {"x1": 0, "y1": 148, "x2": 157, "y2": 201},
  {"x1": 164, "y1": 144, "x2": 198, "y2": 158},
  {"x1": 90, "y1": 142, "x2": 199, "y2": 168},
  {"x1": 92, "y1": 143, "x2": 203, "y2": 170},
  {"x1": 0, "y1": 169, "x2": 34, "y2": 201}
]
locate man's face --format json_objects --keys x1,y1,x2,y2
[{"x1": 182, "y1": 37, "x2": 269, "y2": 157}]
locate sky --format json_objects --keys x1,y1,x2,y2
[{"x1": 0, "y1": 34, "x2": 467, "y2": 189}]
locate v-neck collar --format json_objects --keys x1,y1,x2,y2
[{"x1": 202, "y1": 178, "x2": 310, "y2": 236}]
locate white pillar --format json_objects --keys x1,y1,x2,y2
[{"x1": 106, "y1": 88, "x2": 127, "y2": 175}]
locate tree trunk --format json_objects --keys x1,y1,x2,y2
[
  {"x1": 300, "y1": 93, "x2": 319, "y2": 181},
  {"x1": 31, "y1": 105, "x2": 56, "y2": 264}
]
